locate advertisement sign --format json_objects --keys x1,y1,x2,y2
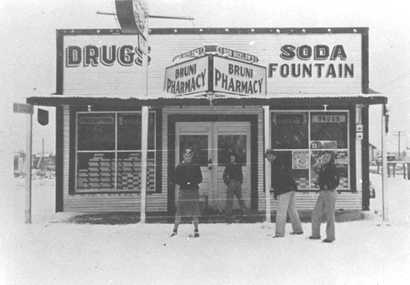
[
  {"x1": 311, "y1": 114, "x2": 347, "y2": 123},
  {"x1": 63, "y1": 34, "x2": 145, "y2": 97},
  {"x1": 292, "y1": 151, "x2": 309, "y2": 169},
  {"x1": 164, "y1": 56, "x2": 209, "y2": 96},
  {"x1": 310, "y1": 140, "x2": 338, "y2": 149},
  {"x1": 149, "y1": 33, "x2": 362, "y2": 96},
  {"x1": 213, "y1": 56, "x2": 266, "y2": 96},
  {"x1": 163, "y1": 54, "x2": 266, "y2": 97},
  {"x1": 59, "y1": 30, "x2": 364, "y2": 97}
]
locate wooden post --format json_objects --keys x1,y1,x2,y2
[
  {"x1": 263, "y1": 106, "x2": 271, "y2": 223},
  {"x1": 140, "y1": 23, "x2": 149, "y2": 223},
  {"x1": 25, "y1": 111, "x2": 33, "y2": 224},
  {"x1": 407, "y1": 163, "x2": 410, "y2": 180},
  {"x1": 355, "y1": 105, "x2": 363, "y2": 193},
  {"x1": 140, "y1": 106, "x2": 149, "y2": 223},
  {"x1": 380, "y1": 104, "x2": 389, "y2": 224}
]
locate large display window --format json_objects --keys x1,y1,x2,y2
[
  {"x1": 75, "y1": 111, "x2": 156, "y2": 193},
  {"x1": 271, "y1": 111, "x2": 350, "y2": 191}
]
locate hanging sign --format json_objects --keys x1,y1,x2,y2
[
  {"x1": 164, "y1": 56, "x2": 209, "y2": 96},
  {"x1": 213, "y1": 56, "x2": 266, "y2": 96},
  {"x1": 13, "y1": 103, "x2": 33, "y2": 114},
  {"x1": 164, "y1": 50, "x2": 266, "y2": 97}
]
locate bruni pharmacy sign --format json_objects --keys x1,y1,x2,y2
[{"x1": 164, "y1": 47, "x2": 266, "y2": 97}]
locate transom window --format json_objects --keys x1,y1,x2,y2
[
  {"x1": 75, "y1": 111, "x2": 156, "y2": 193},
  {"x1": 271, "y1": 111, "x2": 350, "y2": 191}
]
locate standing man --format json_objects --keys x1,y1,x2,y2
[
  {"x1": 310, "y1": 152, "x2": 339, "y2": 243},
  {"x1": 265, "y1": 149, "x2": 303, "y2": 238},
  {"x1": 223, "y1": 152, "x2": 247, "y2": 222},
  {"x1": 171, "y1": 147, "x2": 203, "y2": 237}
]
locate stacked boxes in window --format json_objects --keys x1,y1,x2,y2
[
  {"x1": 77, "y1": 153, "x2": 115, "y2": 190},
  {"x1": 117, "y1": 153, "x2": 155, "y2": 191}
]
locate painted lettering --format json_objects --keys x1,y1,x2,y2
[{"x1": 65, "y1": 45, "x2": 143, "y2": 67}]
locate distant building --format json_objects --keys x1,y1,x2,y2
[{"x1": 369, "y1": 143, "x2": 377, "y2": 162}]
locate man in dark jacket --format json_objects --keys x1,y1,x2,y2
[
  {"x1": 266, "y1": 149, "x2": 303, "y2": 237},
  {"x1": 171, "y1": 147, "x2": 203, "y2": 237},
  {"x1": 223, "y1": 152, "x2": 247, "y2": 222},
  {"x1": 310, "y1": 151, "x2": 339, "y2": 243}
]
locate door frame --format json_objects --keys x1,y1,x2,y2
[{"x1": 167, "y1": 114, "x2": 259, "y2": 214}]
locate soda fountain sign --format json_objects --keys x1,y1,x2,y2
[{"x1": 268, "y1": 44, "x2": 354, "y2": 79}]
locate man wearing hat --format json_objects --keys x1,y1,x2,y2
[
  {"x1": 265, "y1": 149, "x2": 303, "y2": 238},
  {"x1": 171, "y1": 147, "x2": 203, "y2": 237}
]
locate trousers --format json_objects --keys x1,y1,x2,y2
[
  {"x1": 311, "y1": 190, "x2": 336, "y2": 241},
  {"x1": 225, "y1": 179, "x2": 247, "y2": 217},
  {"x1": 275, "y1": 191, "x2": 303, "y2": 236}
]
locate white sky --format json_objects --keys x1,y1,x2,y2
[{"x1": 1, "y1": 0, "x2": 410, "y2": 154}]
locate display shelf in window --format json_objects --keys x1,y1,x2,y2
[
  {"x1": 117, "y1": 152, "x2": 156, "y2": 192},
  {"x1": 76, "y1": 152, "x2": 115, "y2": 191}
]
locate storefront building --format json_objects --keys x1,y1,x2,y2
[{"x1": 28, "y1": 27, "x2": 387, "y2": 218}]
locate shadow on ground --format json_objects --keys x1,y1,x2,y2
[{"x1": 66, "y1": 210, "x2": 366, "y2": 225}]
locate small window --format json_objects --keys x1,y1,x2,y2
[{"x1": 271, "y1": 111, "x2": 350, "y2": 191}]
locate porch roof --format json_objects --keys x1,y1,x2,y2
[{"x1": 26, "y1": 94, "x2": 387, "y2": 107}]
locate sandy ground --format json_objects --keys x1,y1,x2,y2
[{"x1": 0, "y1": 174, "x2": 409, "y2": 285}]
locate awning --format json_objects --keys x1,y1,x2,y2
[{"x1": 26, "y1": 94, "x2": 387, "y2": 107}]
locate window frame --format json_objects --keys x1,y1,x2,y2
[
  {"x1": 74, "y1": 110, "x2": 157, "y2": 194},
  {"x1": 270, "y1": 109, "x2": 351, "y2": 192}
]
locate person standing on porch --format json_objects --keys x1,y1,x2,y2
[
  {"x1": 171, "y1": 147, "x2": 203, "y2": 238},
  {"x1": 310, "y1": 151, "x2": 339, "y2": 243},
  {"x1": 265, "y1": 149, "x2": 303, "y2": 238},
  {"x1": 223, "y1": 152, "x2": 247, "y2": 222}
]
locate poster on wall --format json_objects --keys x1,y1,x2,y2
[{"x1": 292, "y1": 151, "x2": 309, "y2": 169}]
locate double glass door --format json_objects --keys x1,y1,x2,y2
[{"x1": 175, "y1": 122, "x2": 251, "y2": 213}]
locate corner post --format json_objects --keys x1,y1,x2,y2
[
  {"x1": 380, "y1": 104, "x2": 389, "y2": 224},
  {"x1": 355, "y1": 104, "x2": 363, "y2": 193},
  {"x1": 263, "y1": 106, "x2": 271, "y2": 223},
  {"x1": 140, "y1": 105, "x2": 149, "y2": 223}
]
